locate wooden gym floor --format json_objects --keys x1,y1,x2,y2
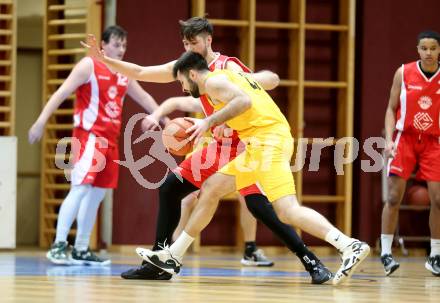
[{"x1": 0, "y1": 248, "x2": 438, "y2": 303}]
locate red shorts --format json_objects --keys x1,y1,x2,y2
[
  {"x1": 70, "y1": 128, "x2": 119, "y2": 188},
  {"x1": 174, "y1": 141, "x2": 261, "y2": 196},
  {"x1": 388, "y1": 131, "x2": 440, "y2": 181}
]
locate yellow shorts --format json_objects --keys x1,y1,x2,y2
[{"x1": 219, "y1": 135, "x2": 296, "y2": 202}]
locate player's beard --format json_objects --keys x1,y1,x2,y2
[{"x1": 188, "y1": 79, "x2": 201, "y2": 98}]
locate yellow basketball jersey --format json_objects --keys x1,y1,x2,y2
[{"x1": 204, "y1": 69, "x2": 291, "y2": 140}]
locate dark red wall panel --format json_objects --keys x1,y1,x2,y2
[{"x1": 113, "y1": 1, "x2": 190, "y2": 244}]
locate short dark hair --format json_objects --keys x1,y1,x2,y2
[
  {"x1": 417, "y1": 30, "x2": 440, "y2": 44},
  {"x1": 179, "y1": 17, "x2": 213, "y2": 40},
  {"x1": 172, "y1": 51, "x2": 209, "y2": 78},
  {"x1": 102, "y1": 25, "x2": 127, "y2": 43}
]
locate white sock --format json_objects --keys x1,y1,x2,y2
[
  {"x1": 430, "y1": 238, "x2": 440, "y2": 257},
  {"x1": 381, "y1": 234, "x2": 394, "y2": 256},
  {"x1": 324, "y1": 227, "x2": 354, "y2": 251},
  {"x1": 74, "y1": 186, "x2": 106, "y2": 251},
  {"x1": 170, "y1": 231, "x2": 194, "y2": 257},
  {"x1": 55, "y1": 185, "x2": 90, "y2": 243}
]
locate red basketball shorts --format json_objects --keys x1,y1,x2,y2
[
  {"x1": 70, "y1": 128, "x2": 119, "y2": 188},
  {"x1": 388, "y1": 131, "x2": 440, "y2": 181},
  {"x1": 174, "y1": 141, "x2": 261, "y2": 196}
]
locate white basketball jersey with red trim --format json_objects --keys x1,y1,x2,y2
[
  {"x1": 396, "y1": 61, "x2": 440, "y2": 135},
  {"x1": 199, "y1": 53, "x2": 251, "y2": 145},
  {"x1": 73, "y1": 57, "x2": 128, "y2": 146}
]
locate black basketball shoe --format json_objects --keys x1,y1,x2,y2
[
  {"x1": 136, "y1": 247, "x2": 182, "y2": 275},
  {"x1": 308, "y1": 261, "x2": 333, "y2": 284},
  {"x1": 121, "y1": 261, "x2": 173, "y2": 280}
]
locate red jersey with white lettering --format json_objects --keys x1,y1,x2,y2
[
  {"x1": 177, "y1": 53, "x2": 262, "y2": 196},
  {"x1": 395, "y1": 60, "x2": 440, "y2": 136},
  {"x1": 73, "y1": 57, "x2": 129, "y2": 147},
  {"x1": 388, "y1": 61, "x2": 440, "y2": 181}
]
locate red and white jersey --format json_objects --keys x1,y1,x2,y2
[
  {"x1": 73, "y1": 57, "x2": 129, "y2": 146},
  {"x1": 199, "y1": 53, "x2": 251, "y2": 146},
  {"x1": 395, "y1": 60, "x2": 440, "y2": 136}
]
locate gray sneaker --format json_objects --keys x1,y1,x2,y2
[
  {"x1": 70, "y1": 247, "x2": 111, "y2": 266},
  {"x1": 46, "y1": 241, "x2": 71, "y2": 265},
  {"x1": 240, "y1": 249, "x2": 274, "y2": 267},
  {"x1": 425, "y1": 255, "x2": 440, "y2": 276},
  {"x1": 381, "y1": 254, "x2": 400, "y2": 276}
]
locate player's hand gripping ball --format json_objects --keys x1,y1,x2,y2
[{"x1": 162, "y1": 118, "x2": 195, "y2": 156}]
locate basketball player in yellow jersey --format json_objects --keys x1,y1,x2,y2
[
  {"x1": 136, "y1": 52, "x2": 370, "y2": 285},
  {"x1": 197, "y1": 68, "x2": 295, "y2": 202}
]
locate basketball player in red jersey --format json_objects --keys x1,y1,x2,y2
[
  {"x1": 153, "y1": 18, "x2": 275, "y2": 268},
  {"x1": 28, "y1": 26, "x2": 164, "y2": 266},
  {"x1": 83, "y1": 17, "x2": 333, "y2": 284},
  {"x1": 381, "y1": 30, "x2": 440, "y2": 276}
]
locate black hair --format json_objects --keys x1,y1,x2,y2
[
  {"x1": 172, "y1": 51, "x2": 209, "y2": 79},
  {"x1": 417, "y1": 30, "x2": 440, "y2": 44},
  {"x1": 179, "y1": 16, "x2": 213, "y2": 40},
  {"x1": 102, "y1": 25, "x2": 127, "y2": 43}
]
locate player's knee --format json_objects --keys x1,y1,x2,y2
[
  {"x1": 275, "y1": 205, "x2": 297, "y2": 225},
  {"x1": 200, "y1": 178, "x2": 223, "y2": 199},
  {"x1": 386, "y1": 189, "x2": 402, "y2": 208},
  {"x1": 429, "y1": 191, "x2": 440, "y2": 209},
  {"x1": 181, "y1": 192, "x2": 198, "y2": 208},
  {"x1": 277, "y1": 211, "x2": 290, "y2": 224},
  {"x1": 277, "y1": 204, "x2": 304, "y2": 226},
  {"x1": 278, "y1": 210, "x2": 293, "y2": 225}
]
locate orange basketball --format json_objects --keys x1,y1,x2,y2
[
  {"x1": 406, "y1": 185, "x2": 430, "y2": 206},
  {"x1": 162, "y1": 117, "x2": 195, "y2": 156}
]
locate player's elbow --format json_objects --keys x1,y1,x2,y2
[
  {"x1": 267, "y1": 71, "x2": 280, "y2": 90},
  {"x1": 259, "y1": 71, "x2": 280, "y2": 90}
]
